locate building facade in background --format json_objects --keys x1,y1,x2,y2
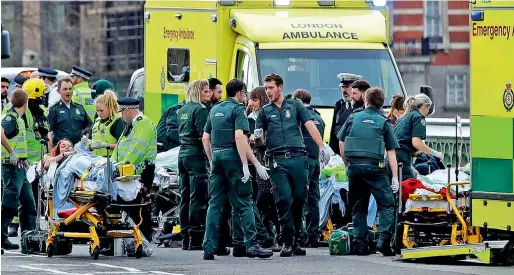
[
  {"x1": 1, "y1": 0, "x2": 144, "y2": 92},
  {"x1": 391, "y1": 0, "x2": 470, "y2": 118}
]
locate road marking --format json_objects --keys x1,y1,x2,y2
[
  {"x1": 94, "y1": 272, "x2": 147, "y2": 274},
  {"x1": 17, "y1": 265, "x2": 92, "y2": 275},
  {"x1": 3, "y1": 251, "x2": 46, "y2": 257},
  {"x1": 150, "y1": 272, "x2": 186, "y2": 275},
  {"x1": 30, "y1": 264, "x2": 87, "y2": 266},
  {"x1": 91, "y1": 263, "x2": 141, "y2": 272}
]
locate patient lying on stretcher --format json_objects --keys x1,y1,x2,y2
[{"x1": 43, "y1": 139, "x2": 75, "y2": 170}]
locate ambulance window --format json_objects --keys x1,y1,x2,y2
[
  {"x1": 167, "y1": 48, "x2": 190, "y2": 83},
  {"x1": 236, "y1": 50, "x2": 250, "y2": 85}
]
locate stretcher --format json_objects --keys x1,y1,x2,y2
[{"x1": 44, "y1": 147, "x2": 151, "y2": 259}]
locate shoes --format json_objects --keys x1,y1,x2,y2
[
  {"x1": 182, "y1": 238, "x2": 189, "y2": 250},
  {"x1": 292, "y1": 245, "x2": 306, "y2": 256},
  {"x1": 376, "y1": 238, "x2": 395, "y2": 256},
  {"x1": 216, "y1": 247, "x2": 230, "y2": 256},
  {"x1": 246, "y1": 245, "x2": 273, "y2": 259},
  {"x1": 279, "y1": 245, "x2": 292, "y2": 257},
  {"x1": 1, "y1": 239, "x2": 19, "y2": 250},
  {"x1": 203, "y1": 252, "x2": 214, "y2": 260},
  {"x1": 232, "y1": 245, "x2": 246, "y2": 257}
]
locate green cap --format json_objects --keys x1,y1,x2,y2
[{"x1": 91, "y1": 79, "x2": 114, "y2": 98}]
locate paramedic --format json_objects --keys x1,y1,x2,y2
[
  {"x1": 393, "y1": 94, "x2": 443, "y2": 180},
  {"x1": 70, "y1": 66, "x2": 96, "y2": 121},
  {"x1": 1, "y1": 89, "x2": 37, "y2": 250},
  {"x1": 349, "y1": 80, "x2": 370, "y2": 114},
  {"x1": 202, "y1": 79, "x2": 273, "y2": 260},
  {"x1": 156, "y1": 101, "x2": 185, "y2": 152},
  {"x1": 112, "y1": 97, "x2": 157, "y2": 240},
  {"x1": 47, "y1": 77, "x2": 93, "y2": 149},
  {"x1": 82, "y1": 90, "x2": 125, "y2": 157},
  {"x1": 329, "y1": 73, "x2": 362, "y2": 154},
  {"x1": 387, "y1": 94, "x2": 406, "y2": 126},
  {"x1": 177, "y1": 79, "x2": 210, "y2": 250},
  {"x1": 292, "y1": 89, "x2": 326, "y2": 248},
  {"x1": 208, "y1": 78, "x2": 223, "y2": 106},
  {"x1": 255, "y1": 73, "x2": 329, "y2": 257},
  {"x1": 337, "y1": 87, "x2": 399, "y2": 256}
]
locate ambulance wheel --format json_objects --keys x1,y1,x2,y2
[
  {"x1": 90, "y1": 246, "x2": 100, "y2": 260},
  {"x1": 47, "y1": 244, "x2": 54, "y2": 257},
  {"x1": 135, "y1": 245, "x2": 143, "y2": 259}
]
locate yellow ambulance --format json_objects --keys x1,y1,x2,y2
[{"x1": 143, "y1": 0, "x2": 412, "y2": 141}]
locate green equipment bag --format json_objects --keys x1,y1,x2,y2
[
  {"x1": 329, "y1": 229, "x2": 351, "y2": 255},
  {"x1": 340, "y1": 223, "x2": 378, "y2": 253}
]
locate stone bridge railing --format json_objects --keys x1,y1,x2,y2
[{"x1": 425, "y1": 118, "x2": 470, "y2": 168}]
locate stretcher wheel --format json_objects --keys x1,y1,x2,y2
[
  {"x1": 90, "y1": 246, "x2": 100, "y2": 260},
  {"x1": 46, "y1": 244, "x2": 54, "y2": 257},
  {"x1": 135, "y1": 245, "x2": 143, "y2": 259}
]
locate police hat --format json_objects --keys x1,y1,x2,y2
[
  {"x1": 117, "y1": 97, "x2": 140, "y2": 111},
  {"x1": 70, "y1": 65, "x2": 92, "y2": 80},
  {"x1": 14, "y1": 75, "x2": 28, "y2": 87},
  {"x1": 38, "y1": 67, "x2": 58, "y2": 78},
  {"x1": 92, "y1": 79, "x2": 114, "y2": 97},
  {"x1": 337, "y1": 73, "x2": 362, "y2": 87}
]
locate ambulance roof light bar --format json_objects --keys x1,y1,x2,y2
[
  {"x1": 274, "y1": 0, "x2": 291, "y2": 6},
  {"x1": 318, "y1": 0, "x2": 335, "y2": 6},
  {"x1": 219, "y1": 0, "x2": 236, "y2": 6}
]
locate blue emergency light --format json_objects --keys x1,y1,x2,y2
[{"x1": 471, "y1": 10, "x2": 484, "y2": 21}]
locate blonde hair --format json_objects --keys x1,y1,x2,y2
[
  {"x1": 186, "y1": 79, "x2": 209, "y2": 103},
  {"x1": 404, "y1": 94, "x2": 432, "y2": 114},
  {"x1": 94, "y1": 90, "x2": 119, "y2": 117}
]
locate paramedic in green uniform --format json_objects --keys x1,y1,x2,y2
[
  {"x1": 393, "y1": 94, "x2": 443, "y2": 180},
  {"x1": 47, "y1": 77, "x2": 93, "y2": 149},
  {"x1": 292, "y1": 89, "x2": 326, "y2": 248},
  {"x1": 337, "y1": 87, "x2": 399, "y2": 256},
  {"x1": 70, "y1": 66, "x2": 96, "y2": 121},
  {"x1": 1, "y1": 89, "x2": 36, "y2": 250},
  {"x1": 255, "y1": 73, "x2": 329, "y2": 257},
  {"x1": 112, "y1": 97, "x2": 157, "y2": 240},
  {"x1": 156, "y1": 101, "x2": 185, "y2": 152},
  {"x1": 82, "y1": 90, "x2": 125, "y2": 157},
  {"x1": 202, "y1": 79, "x2": 273, "y2": 260},
  {"x1": 178, "y1": 79, "x2": 211, "y2": 250},
  {"x1": 349, "y1": 80, "x2": 370, "y2": 114}
]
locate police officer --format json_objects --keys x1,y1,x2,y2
[
  {"x1": 329, "y1": 73, "x2": 362, "y2": 154},
  {"x1": 292, "y1": 89, "x2": 326, "y2": 248},
  {"x1": 255, "y1": 73, "x2": 329, "y2": 257},
  {"x1": 13, "y1": 75, "x2": 28, "y2": 88},
  {"x1": 38, "y1": 67, "x2": 58, "y2": 109},
  {"x1": 1, "y1": 77, "x2": 9, "y2": 111},
  {"x1": 202, "y1": 79, "x2": 273, "y2": 260},
  {"x1": 1, "y1": 89, "x2": 37, "y2": 250},
  {"x1": 393, "y1": 94, "x2": 443, "y2": 180},
  {"x1": 156, "y1": 101, "x2": 185, "y2": 152},
  {"x1": 112, "y1": 97, "x2": 157, "y2": 240},
  {"x1": 337, "y1": 87, "x2": 399, "y2": 256},
  {"x1": 47, "y1": 77, "x2": 93, "y2": 149},
  {"x1": 177, "y1": 79, "x2": 211, "y2": 250},
  {"x1": 70, "y1": 66, "x2": 96, "y2": 121}
]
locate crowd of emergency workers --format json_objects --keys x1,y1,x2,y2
[{"x1": 1, "y1": 66, "x2": 445, "y2": 260}]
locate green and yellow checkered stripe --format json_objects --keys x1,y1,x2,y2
[{"x1": 471, "y1": 116, "x2": 514, "y2": 194}]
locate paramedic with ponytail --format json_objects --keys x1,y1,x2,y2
[
  {"x1": 81, "y1": 90, "x2": 125, "y2": 157},
  {"x1": 112, "y1": 97, "x2": 157, "y2": 240},
  {"x1": 337, "y1": 87, "x2": 399, "y2": 256},
  {"x1": 393, "y1": 94, "x2": 443, "y2": 180}
]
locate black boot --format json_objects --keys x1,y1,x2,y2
[
  {"x1": 232, "y1": 245, "x2": 246, "y2": 257},
  {"x1": 376, "y1": 238, "x2": 395, "y2": 256},
  {"x1": 188, "y1": 232, "x2": 203, "y2": 250},
  {"x1": 8, "y1": 224, "x2": 18, "y2": 237},
  {"x1": 292, "y1": 244, "x2": 306, "y2": 256},
  {"x1": 1, "y1": 239, "x2": 19, "y2": 250},
  {"x1": 216, "y1": 247, "x2": 230, "y2": 256},
  {"x1": 246, "y1": 245, "x2": 273, "y2": 259},
  {"x1": 279, "y1": 245, "x2": 292, "y2": 257},
  {"x1": 203, "y1": 252, "x2": 214, "y2": 260}
]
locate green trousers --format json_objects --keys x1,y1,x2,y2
[
  {"x1": 178, "y1": 154, "x2": 208, "y2": 241},
  {"x1": 347, "y1": 162, "x2": 394, "y2": 250},
  {"x1": 269, "y1": 154, "x2": 308, "y2": 247},
  {"x1": 232, "y1": 202, "x2": 270, "y2": 246},
  {"x1": 1, "y1": 164, "x2": 36, "y2": 241},
  {"x1": 202, "y1": 149, "x2": 257, "y2": 254},
  {"x1": 304, "y1": 157, "x2": 321, "y2": 243}
]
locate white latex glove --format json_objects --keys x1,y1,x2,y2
[
  {"x1": 9, "y1": 151, "x2": 19, "y2": 166},
  {"x1": 391, "y1": 176, "x2": 400, "y2": 193},
  {"x1": 80, "y1": 135, "x2": 90, "y2": 146},
  {"x1": 430, "y1": 149, "x2": 444, "y2": 160},
  {"x1": 254, "y1": 129, "x2": 264, "y2": 139},
  {"x1": 242, "y1": 164, "x2": 251, "y2": 182},
  {"x1": 319, "y1": 147, "x2": 330, "y2": 167},
  {"x1": 89, "y1": 141, "x2": 109, "y2": 150},
  {"x1": 255, "y1": 162, "x2": 270, "y2": 181}
]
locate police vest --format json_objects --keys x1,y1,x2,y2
[
  {"x1": 210, "y1": 100, "x2": 240, "y2": 150},
  {"x1": 344, "y1": 110, "x2": 387, "y2": 161},
  {"x1": 113, "y1": 115, "x2": 157, "y2": 174},
  {"x1": 92, "y1": 115, "x2": 119, "y2": 157},
  {"x1": 1, "y1": 111, "x2": 28, "y2": 163},
  {"x1": 72, "y1": 81, "x2": 96, "y2": 121}
]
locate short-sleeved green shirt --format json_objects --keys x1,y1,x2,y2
[
  {"x1": 47, "y1": 100, "x2": 93, "y2": 145},
  {"x1": 177, "y1": 101, "x2": 209, "y2": 156},
  {"x1": 256, "y1": 98, "x2": 313, "y2": 154},
  {"x1": 393, "y1": 109, "x2": 426, "y2": 153},
  {"x1": 205, "y1": 98, "x2": 249, "y2": 150}
]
